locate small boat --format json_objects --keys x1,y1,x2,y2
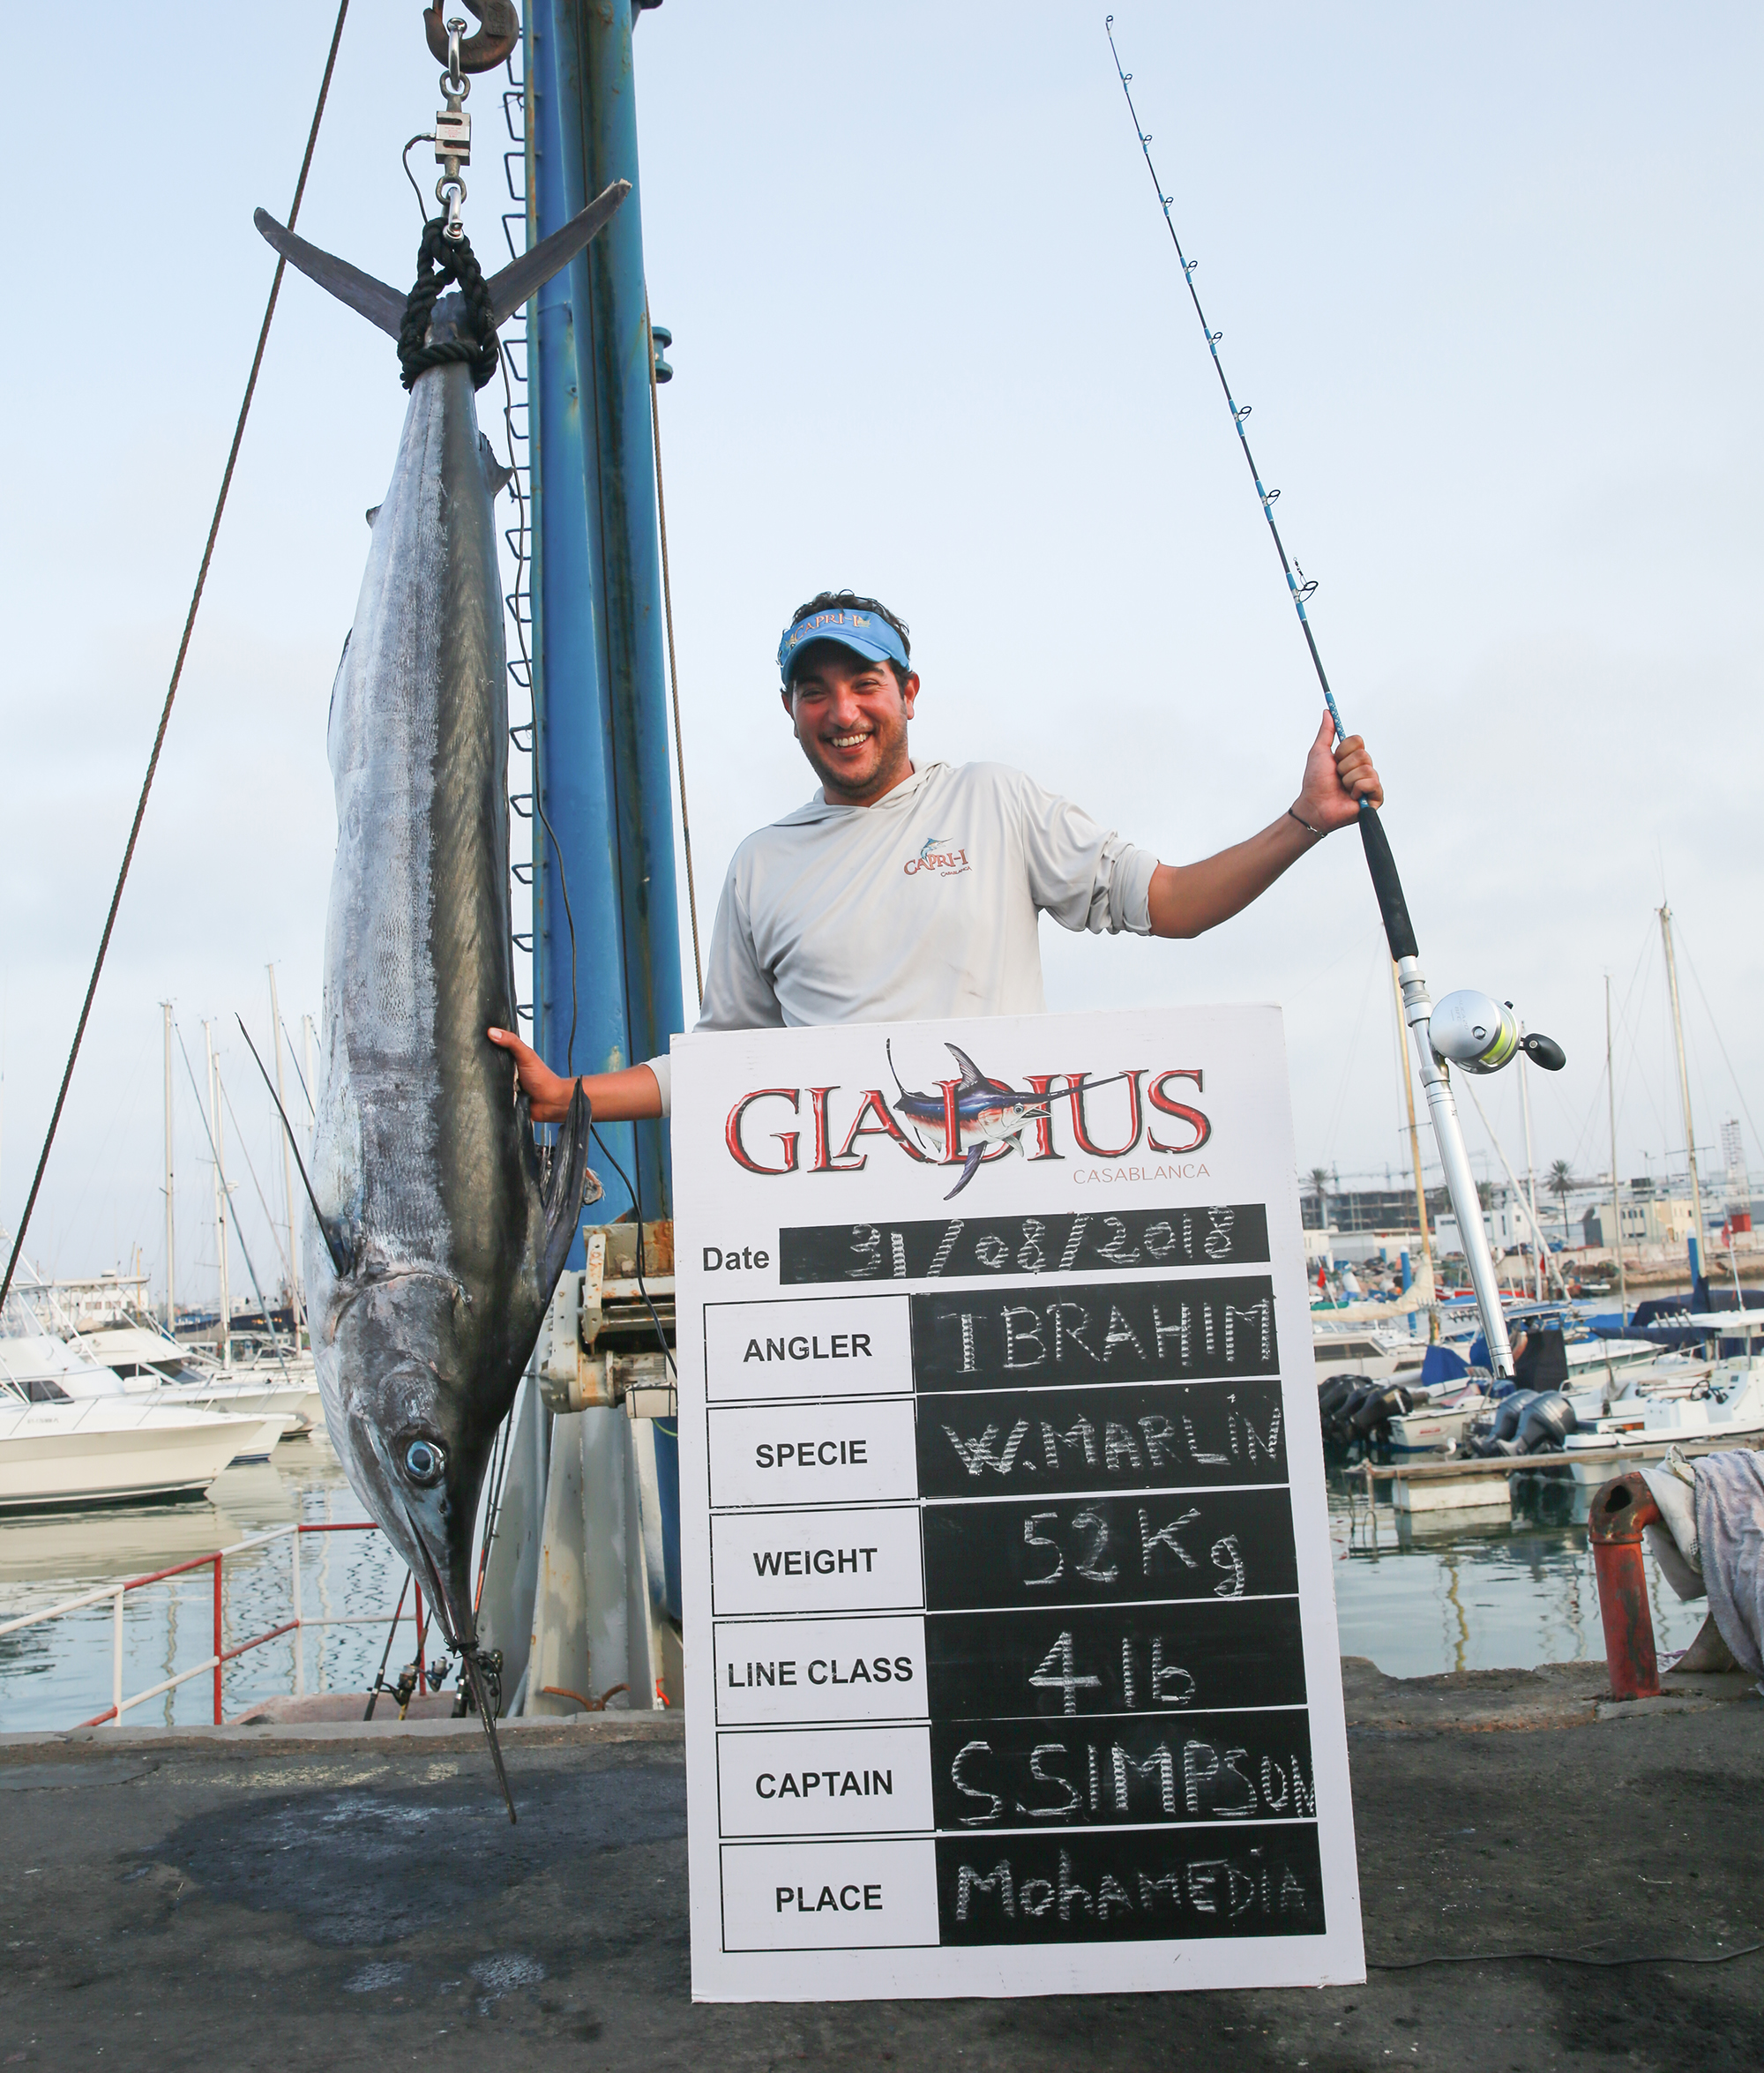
[
  {"x1": 0, "y1": 1392, "x2": 288, "y2": 1511},
  {"x1": 69, "y1": 1322, "x2": 324, "y2": 1438}
]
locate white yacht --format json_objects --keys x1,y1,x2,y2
[{"x1": 0, "y1": 1338, "x2": 286, "y2": 1510}]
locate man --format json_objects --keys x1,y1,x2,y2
[{"x1": 490, "y1": 589, "x2": 1382, "y2": 1116}]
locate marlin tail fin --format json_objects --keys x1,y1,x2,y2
[{"x1": 253, "y1": 180, "x2": 630, "y2": 340}]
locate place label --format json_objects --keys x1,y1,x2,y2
[
  {"x1": 708, "y1": 1399, "x2": 921, "y2": 1509},
  {"x1": 714, "y1": 1614, "x2": 931, "y2": 1725},
  {"x1": 721, "y1": 1838, "x2": 941, "y2": 1951},
  {"x1": 709, "y1": 1506, "x2": 926, "y2": 1618},
  {"x1": 779, "y1": 1206, "x2": 1271, "y2": 1286},
  {"x1": 706, "y1": 1294, "x2": 912, "y2": 1402},
  {"x1": 716, "y1": 1725, "x2": 936, "y2": 1837}
]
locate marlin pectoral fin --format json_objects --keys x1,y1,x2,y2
[
  {"x1": 944, "y1": 1144, "x2": 987, "y2": 1202},
  {"x1": 538, "y1": 1081, "x2": 594, "y2": 1298},
  {"x1": 478, "y1": 434, "x2": 514, "y2": 497}
]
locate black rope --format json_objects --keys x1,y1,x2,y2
[
  {"x1": 0, "y1": 0, "x2": 352, "y2": 1321},
  {"x1": 398, "y1": 217, "x2": 499, "y2": 391}
]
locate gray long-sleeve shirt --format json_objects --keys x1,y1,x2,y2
[{"x1": 647, "y1": 760, "x2": 1158, "y2": 1111}]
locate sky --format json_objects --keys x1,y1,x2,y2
[{"x1": 2, "y1": 1, "x2": 1760, "y2": 1304}]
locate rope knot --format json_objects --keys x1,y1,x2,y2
[{"x1": 398, "y1": 217, "x2": 499, "y2": 391}]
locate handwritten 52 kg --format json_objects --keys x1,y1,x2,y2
[{"x1": 1020, "y1": 1504, "x2": 1246, "y2": 1598}]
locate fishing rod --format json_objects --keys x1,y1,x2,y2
[{"x1": 1104, "y1": 18, "x2": 1566, "y2": 1379}]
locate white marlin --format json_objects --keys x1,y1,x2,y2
[{"x1": 254, "y1": 184, "x2": 627, "y2": 1812}]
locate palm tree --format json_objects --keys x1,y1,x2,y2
[
  {"x1": 1547, "y1": 1158, "x2": 1575, "y2": 1254},
  {"x1": 1308, "y1": 1166, "x2": 1331, "y2": 1210}
]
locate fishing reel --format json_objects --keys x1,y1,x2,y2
[{"x1": 1430, "y1": 991, "x2": 1566, "y2": 1074}]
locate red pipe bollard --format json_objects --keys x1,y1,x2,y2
[{"x1": 1588, "y1": 1471, "x2": 1663, "y2": 1700}]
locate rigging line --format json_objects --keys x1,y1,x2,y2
[
  {"x1": 280, "y1": 1017, "x2": 315, "y2": 1121},
  {"x1": 173, "y1": 1026, "x2": 292, "y2": 1375},
  {"x1": 214, "y1": 1065, "x2": 295, "y2": 1290},
  {"x1": 1671, "y1": 918, "x2": 1762, "y2": 1170},
  {"x1": 647, "y1": 297, "x2": 704, "y2": 1007},
  {"x1": 0, "y1": 0, "x2": 354, "y2": 1319}
]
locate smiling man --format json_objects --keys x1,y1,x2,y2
[{"x1": 490, "y1": 588, "x2": 1382, "y2": 1118}]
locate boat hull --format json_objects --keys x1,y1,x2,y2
[{"x1": 0, "y1": 1406, "x2": 284, "y2": 1511}]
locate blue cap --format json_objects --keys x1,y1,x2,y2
[{"x1": 777, "y1": 605, "x2": 909, "y2": 684}]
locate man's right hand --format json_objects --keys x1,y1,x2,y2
[
  {"x1": 488, "y1": 1027, "x2": 579, "y2": 1120},
  {"x1": 487, "y1": 1028, "x2": 665, "y2": 1123}
]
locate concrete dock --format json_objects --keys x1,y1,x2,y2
[{"x1": 2, "y1": 1661, "x2": 1760, "y2": 2072}]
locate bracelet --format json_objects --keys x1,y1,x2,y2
[{"x1": 1288, "y1": 806, "x2": 1324, "y2": 838}]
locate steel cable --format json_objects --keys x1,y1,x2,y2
[{"x1": 0, "y1": 0, "x2": 354, "y2": 1316}]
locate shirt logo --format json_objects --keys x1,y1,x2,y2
[{"x1": 903, "y1": 834, "x2": 971, "y2": 879}]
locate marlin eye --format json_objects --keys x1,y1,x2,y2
[{"x1": 404, "y1": 1439, "x2": 445, "y2": 1486}]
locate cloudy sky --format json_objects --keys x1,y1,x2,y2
[{"x1": 2, "y1": 1, "x2": 1759, "y2": 1303}]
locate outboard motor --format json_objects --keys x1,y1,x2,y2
[
  {"x1": 1350, "y1": 1382, "x2": 1414, "y2": 1440},
  {"x1": 1516, "y1": 1390, "x2": 1577, "y2": 1454},
  {"x1": 1471, "y1": 1388, "x2": 1539, "y2": 1457},
  {"x1": 1317, "y1": 1376, "x2": 1358, "y2": 1425}
]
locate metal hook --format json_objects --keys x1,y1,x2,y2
[{"x1": 422, "y1": 0, "x2": 519, "y2": 76}]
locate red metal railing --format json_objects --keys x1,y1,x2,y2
[{"x1": 0, "y1": 1521, "x2": 429, "y2": 1728}]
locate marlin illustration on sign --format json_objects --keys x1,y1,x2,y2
[
  {"x1": 250, "y1": 179, "x2": 631, "y2": 1820},
  {"x1": 886, "y1": 1042, "x2": 1054, "y2": 1200}
]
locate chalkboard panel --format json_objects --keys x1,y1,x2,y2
[
  {"x1": 929, "y1": 1710, "x2": 1317, "y2": 1832},
  {"x1": 921, "y1": 1488, "x2": 1297, "y2": 1611},
  {"x1": 923, "y1": 1599, "x2": 1308, "y2": 1719},
  {"x1": 934, "y1": 1825, "x2": 1327, "y2": 1943},
  {"x1": 909, "y1": 1275, "x2": 1278, "y2": 1392},
  {"x1": 914, "y1": 1379, "x2": 1287, "y2": 1499},
  {"x1": 779, "y1": 1206, "x2": 1271, "y2": 1286}
]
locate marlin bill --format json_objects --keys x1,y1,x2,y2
[{"x1": 254, "y1": 186, "x2": 627, "y2": 1795}]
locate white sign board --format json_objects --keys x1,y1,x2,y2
[{"x1": 673, "y1": 1007, "x2": 1363, "y2": 2002}]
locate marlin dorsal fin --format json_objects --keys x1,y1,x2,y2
[{"x1": 945, "y1": 1044, "x2": 1004, "y2": 1094}]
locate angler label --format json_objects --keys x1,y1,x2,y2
[{"x1": 674, "y1": 1007, "x2": 1363, "y2": 2000}]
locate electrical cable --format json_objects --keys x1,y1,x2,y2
[
  {"x1": 1372, "y1": 1942, "x2": 1761, "y2": 1971},
  {"x1": 0, "y1": 0, "x2": 354, "y2": 1319},
  {"x1": 647, "y1": 298, "x2": 703, "y2": 1007},
  {"x1": 588, "y1": 1125, "x2": 676, "y2": 1380}
]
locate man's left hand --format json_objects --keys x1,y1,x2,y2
[{"x1": 1294, "y1": 709, "x2": 1383, "y2": 832}]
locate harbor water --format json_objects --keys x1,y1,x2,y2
[
  {"x1": 0, "y1": 1434, "x2": 407, "y2": 1732},
  {"x1": 0, "y1": 1435, "x2": 1715, "y2": 1732}
]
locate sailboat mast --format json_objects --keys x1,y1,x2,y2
[
  {"x1": 1390, "y1": 962, "x2": 1438, "y2": 1341},
  {"x1": 1658, "y1": 904, "x2": 1707, "y2": 1293},
  {"x1": 1606, "y1": 974, "x2": 1627, "y2": 1326},
  {"x1": 1517, "y1": 1027, "x2": 1544, "y2": 1302},
  {"x1": 205, "y1": 1019, "x2": 231, "y2": 1367},
  {"x1": 268, "y1": 963, "x2": 302, "y2": 1332},
  {"x1": 162, "y1": 1002, "x2": 176, "y2": 1333}
]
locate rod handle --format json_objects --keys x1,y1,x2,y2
[{"x1": 1357, "y1": 805, "x2": 1418, "y2": 962}]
